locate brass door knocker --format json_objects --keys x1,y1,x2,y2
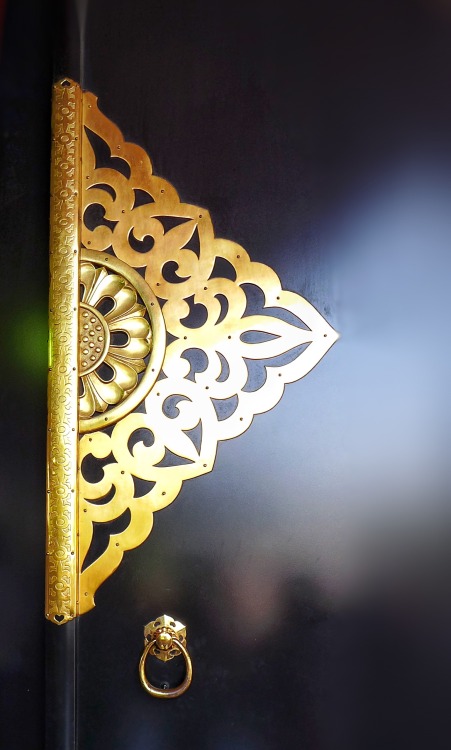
[{"x1": 139, "y1": 615, "x2": 192, "y2": 699}]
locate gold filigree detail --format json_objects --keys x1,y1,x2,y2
[
  {"x1": 76, "y1": 87, "x2": 339, "y2": 614},
  {"x1": 46, "y1": 79, "x2": 81, "y2": 625}
]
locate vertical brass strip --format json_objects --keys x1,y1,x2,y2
[{"x1": 46, "y1": 79, "x2": 81, "y2": 625}]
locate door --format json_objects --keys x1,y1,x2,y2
[{"x1": 2, "y1": 1, "x2": 451, "y2": 749}]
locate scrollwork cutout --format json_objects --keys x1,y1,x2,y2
[{"x1": 77, "y1": 89, "x2": 338, "y2": 613}]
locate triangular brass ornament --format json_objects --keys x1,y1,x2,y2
[{"x1": 46, "y1": 78, "x2": 339, "y2": 624}]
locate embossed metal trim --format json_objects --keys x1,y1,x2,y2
[{"x1": 46, "y1": 79, "x2": 82, "y2": 624}]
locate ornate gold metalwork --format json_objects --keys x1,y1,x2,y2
[
  {"x1": 144, "y1": 614, "x2": 187, "y2": 662},
  {"x1": 79, "y1": 252, "x2": 165, "y2": 431},
  {"x1": 46, "y1": 78, "x2": 338, "y2": 623},
  {"x1": 46, "y1": 79, "x2": 82, "y2": 625},
  {"x1": 139, "y1": 615, "x2": 192, "y2": 699}
]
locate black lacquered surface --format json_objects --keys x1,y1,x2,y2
[{"x1": 0, "y1": 2, "x2": 51, "y2": 747}]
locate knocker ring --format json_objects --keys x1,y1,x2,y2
[{"x1": 139, "y1": 615, "x2": 192, "y2": 699}]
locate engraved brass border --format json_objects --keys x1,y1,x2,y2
[{"x1": 46, "y1": 79, "x2": 82, "y2": 625}]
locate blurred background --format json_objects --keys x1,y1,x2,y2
[{"x1": 1, "y1": 0, "x2": 451, "y2": 748}]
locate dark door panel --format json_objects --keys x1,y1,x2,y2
[{"x1": 2, "y1": 1, "x2": 451, "y2": 748}]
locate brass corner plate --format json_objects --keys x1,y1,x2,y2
[{"x1": 46, "y1": 77, "x2": 338, "y2": 624}]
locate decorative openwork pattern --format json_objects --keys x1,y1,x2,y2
[
  {"x1": 46, "y1": 79, "x2": 338, "y2": 621},
  {"x1": 77, "y1": 89, "x2": 338, "y2": 614}
]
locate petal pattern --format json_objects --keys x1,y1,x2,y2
[{"x1": 79, "y1": 261, "x2": 151, "y2": 422}]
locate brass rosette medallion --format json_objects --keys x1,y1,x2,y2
[
  {"x1": 79, "y1": 251, "x2": 165, "y2": 432},
  {"x1": 46, "y1": 78, "x2": 338, "y2": 624}
]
